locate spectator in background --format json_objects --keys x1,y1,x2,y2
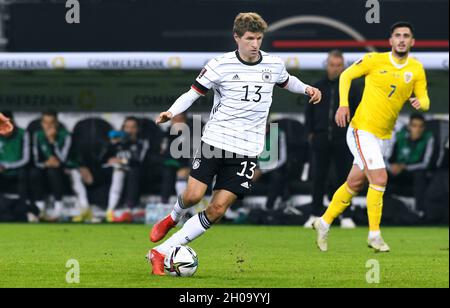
[
  {"x1": 0, "y1": 111, "x2": 30, "y2": 220},
  {"x1": 304, "y1": 50, "x2": 362, "y2": 229},
  {"x1": 30, "y1": 110, "x2": 91, "y2": 221},
  {"x1": 160, "y1": 113, "x2": 191, "y2": 205},
  {"x1": 103, "y1": 116, "x2": 149, "y2": 222},
  {"x1": 387, "y1": 113, "x2": 435, "y2": 213}
]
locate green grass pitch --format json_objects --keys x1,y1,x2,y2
[{"x1": 0, "y1": 224, "x2": 448, "y2": 288}]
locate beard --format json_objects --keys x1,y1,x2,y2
[{"x1": 394, "y1": 48, "x2": 409, "y2": 57}]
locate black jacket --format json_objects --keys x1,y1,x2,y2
[
  {"x1": 101, "y1": 138, "x2": 149, "y2": 168},
  {"x1": 305, "y1": 76, "x2": 362, "y2": 139}
]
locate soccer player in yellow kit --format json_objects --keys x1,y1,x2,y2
[{"x1": 313, "y1": 22, "x2": 430, "y2": 252}]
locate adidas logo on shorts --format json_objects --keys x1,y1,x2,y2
[
  {"x1": 232, "y1": 74, "x2": 240, "y2": 80},
  {"x1": 240, "y1": 181, "x2": 250, "y2": 189}
]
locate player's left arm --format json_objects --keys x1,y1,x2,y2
[
  {"x1": 410, "y1": 66, "x2": 430, "y2": 112},
  {"x1": 279, "y1": 75, "x2": 322, "y2": 104},
  {"x1": 406, "y1": 135, "x2": 434, "y2": 171},
  {"x1": 54, "y1": 132, "x2": 72, "y2": 163},
  {"x1": 0, "y1": 131, "x2": 30, "y2": 170}
]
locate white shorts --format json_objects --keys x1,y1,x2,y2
[{"x1": 346, "y1": 125, "x2": 390, "y2": 171}]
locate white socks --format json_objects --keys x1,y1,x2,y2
[
  {"x1": 35, "y1": 201, "x2": 45, "y2": 213},
  {"x1": 156, "y1": 211, "x2": 211, "y2": 255},
  {"x1": 170, "y1": 195, "x2": 189, "y2": 223},
  {"x1": 70, "y1": 169, "x2": 90, "y2": 210},
  {"x1": 369, "y1": 230, "x2": 381, "y2": 239},
  {"x1": 320, "y1": 217, "x2": 330, "y2": 229},
  {"x1": 108, "y1": 169, "x2": 125, "y2": 211},
  {"x1": 54, "y1": 201, "x2": 64, "y2": 215}
]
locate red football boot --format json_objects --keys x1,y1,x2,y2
[
  {"x1": 150, "y1": 215, "x2": 177, "y2": 243},
  {"x1": 148, "y1": 249, "x2": 165, "y2": 276}
]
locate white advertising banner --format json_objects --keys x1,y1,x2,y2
[{"x1": 0, "y1": 52, "x2": 448, "y2": 70}]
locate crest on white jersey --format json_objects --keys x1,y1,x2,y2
[{"x1": 262, "y1": 71, "x2": 272, "y2": 82}]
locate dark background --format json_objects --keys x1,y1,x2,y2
[
  {"x1": 4, "y1": 0, "x2": 449, "y2": 52},
  {"x1": 0, "y1": 0, "x2": 448, "y2": 113}
]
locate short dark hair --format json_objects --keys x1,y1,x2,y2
[
  {"x1": 42, "y1": 109, "x2": 58, "y2": 119},
  {"x1": 123, "y1": 116, "x2": 139, "y2": 128},
  {"x1": 410, "y1": 113, "x2": 425, "y2": 123},
  {"x1": 390, "y1": 21, "x2": 415, "y2": 36},
  {"x1": 327, "y1": 50, "x2": 344, "y2": 62},
  {"x1": 328, "y1": 49, "x2": 343, "y2": 59}
]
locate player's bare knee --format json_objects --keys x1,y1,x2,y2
[
  {"x1": 182, "y1": 191, "x2": 203, "y2": 207},
  {"x1": 370, "y1": 172, "x2": 388, "y2": 187},
  {"x1": 371, "y1": 177, "x2": 388, "y2": 188},
  {"x1": 347, "y1": 177, "x2": 364, "y2": 192},
  {"x1": 206, "y1": 202, "x2": 227, "y2": 223}
]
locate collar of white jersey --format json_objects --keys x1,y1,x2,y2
[
  {"x1": 389, "y1": 52, "x2": 409, "y2": 69},
  {"x1": 235, "y1": 50, "x2": 263, "y2": 66}
]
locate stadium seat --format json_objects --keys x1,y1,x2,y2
[
  {"x1": 72, "y1": 117, "x2": 113, "y2": 165},
  {"x1": 425, "y1": 119, "x2": 449, "y2": 170},
  {"x1": 136, "y1": 118, "x2": 164, "y2": 194},
  {"x1": 250, "y1": 118, "x2": 310, "y2": 196},
  {"x1": 273, "y1": 118, "x2": 310, "y2": 194},
  {"x1": 72, "y1": 118, "x2": 114, "y2": 207}
]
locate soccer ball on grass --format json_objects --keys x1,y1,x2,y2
[{"x1": 164, "y1": 245, "x2": 198, "y2": 277}]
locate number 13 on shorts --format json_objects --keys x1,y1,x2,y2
[{"x1": 237, "y1": 161, "x2": 257, "y2": 179}]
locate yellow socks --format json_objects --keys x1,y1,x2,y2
[
  {"x1": 321, "y1": 182, "x2": 385, "y2": 230},
  {"x1": 367, "y1": 184, "x2": 385, "y2": 231},
  {"x1": 322, "y1": 182, "x2": 357, "y2": 225}
]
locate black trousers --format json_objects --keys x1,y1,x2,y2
[
  {"x1": 310, "y1": 133, "x2": 353, "y2": 217},
  {"x1": 0, "y1": 168, "x2": 32, "y2": 220},
  {"x1": 388, "y1": 170, "x2": 429, "y2": 212},
  {"x1": 29, "y1": 167, "x2": 65, "y2": 202},
  {"x1": 160, "y1": 167, "x2": 177, "y2": 204},
  {"x1": 0, "y1": 168, "x2": 28, "y2": 200},
  {"x1": 123, "y1": 166, "x2": 142, "y2": 208},
  {"x1": 260, "y1": 166, "x2": 290, "y2": 210},
  {"x1": 423, "y1": 169, "x2": 449, "y2": 224}
]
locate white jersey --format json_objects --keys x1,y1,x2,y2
[{"x1": 192, "y1": 50, "x2": 290, "y2": 157}]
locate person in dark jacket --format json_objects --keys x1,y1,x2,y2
[
  {"x1": 103, "y1": 116, "x2": 149, "y2": 222},
  {"x1": 304, "y1": 50, "x2": 362, "y2": 228},
  {"x1": 30, "y1": 110, "x2": 90, "y2": 220}
]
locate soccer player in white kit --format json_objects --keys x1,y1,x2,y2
[{"x1": 148, "y1": 12, "x2": 322, "y2": 275}]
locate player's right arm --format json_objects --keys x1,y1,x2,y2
[
  {"x1": 156, "y1": 89, "x2": 201, "y2": 124},
  {"x1": 336, "y1": 53, "x2": 376, "y2": 127},
  {"x1": 156, "y1": 59, "x2": 221, "y2": 125}
]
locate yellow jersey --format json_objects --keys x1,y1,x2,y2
[{"x1": 339, "y1": 52, "x2": 430, "y2": 139}]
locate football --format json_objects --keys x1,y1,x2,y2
[{"x1": 164, "y1": 245, "x2": 199, "y2": 277}]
